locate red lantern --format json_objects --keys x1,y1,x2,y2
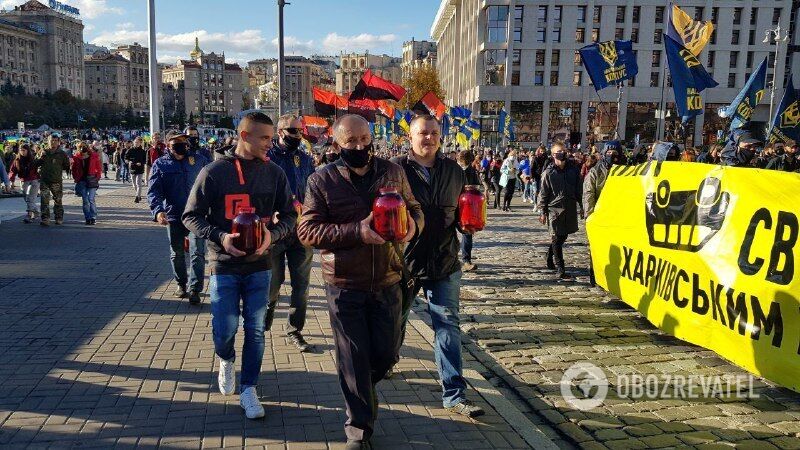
[
  {"x1": 371, "y1": 187, "x2": 408, "y2": 242},
  {"x1": 458, "y1": 185, "x2": 487, "y2": 233},
  {"x1": 231, "y1": 207, "x2": 263, "y2": 255}
]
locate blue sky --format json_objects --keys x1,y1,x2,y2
[{"x1": 1, "y1": 0, "x2": 440, "y2": 64}]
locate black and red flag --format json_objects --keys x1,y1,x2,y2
[
  {"x1": 347, "y1": 97, "x2": 378, "y2": 122},
  {"x1": 313, "y1": 88, "x2": 348, "y2": 117},
  {"x1": 411, "y1": 91, "x2": 447, "y2": 120},
  {"x1": 349, "y1": 69, "x2": 406, "y2": 102}
]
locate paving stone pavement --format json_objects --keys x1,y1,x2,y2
[
  {"x1": 0, "y1": 178, "x2": 545, "y2": 449},
  {"x1": 457, "y1": 194, "x2": 800, "y2": 449}
]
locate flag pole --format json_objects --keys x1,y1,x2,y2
[{"x1": 615, "y1": 82, "x2": 623, "y2": 140}]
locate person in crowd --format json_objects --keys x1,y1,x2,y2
[
  {"x1": 519, "y1": 152, "x2": 532, "y2": 203},
  {"x1": 183, "y1": 112, "x2": 297, "y2": 420},
  {"x1": 265, "y1": 115, "x2": 316, "y2": 353},
  {"x1": 580, "y1": 152, "x2": 598, "y2": 179},
  {"x1": 148, "y1": 131, "x2": 210, "y2": 304},
  {"x1": 697, "y1": 144, "x2": 722, "y2": 164},
  {"x1": 35, "y1": 135, "x2": 70, "y2": 226},
  {"x1": 0, "y1": 152, "x2": 10, "y2": 193},
  {"x1": 538, "y1": 142, "x2": 584, "y2": 282},
  {"x1": 297, "y1": 114, "x2": 422, "y2": 449},
  {"x1": 145, "y1": 131, "x2": 166, "y2": 182},
  {"x1": 185, "y1": 126, "x2": 213, "y2": 161},
  {"x1": 583, "y1": 141, "x2": 623, "y2": 286},
  {"x1": 125, "y1": 136, "x2": 147, "y2": 203},
  {"x1": 531, "y1": 146, "x2": 548, "y2": 212},
  {"x1": 680, "y1": 148, "x2": 697, "y2": 162},
  {"x1": 100, "y1": 144, "x2": 110, "y2": 179},
  {"x1": 321, "y1": 144, "x2": 341, "y2": 165},
  {"x1": 489, "y1": 154, "x2": 503, "y2": 209},
  {"x1": 766, "y1": 142, "x2": 798, "y2": 172},
  {"x1": 480, "y1": 150, "x2": 493, "y2": 194},
  {"x1": 8, "y1": 144, "x2": 39, "y2": 223},
  {"x1": 500, "y1": 150, "x2": 519, "y2": 211},
  {"x1": 71, "y1": 142, "x2": 102, "y2": 225},
  {"x1": 457, "y1": 149, "x2": 481, "y2": 272},
  {"x1": 394, "y1": 115, "x2": 485, "y2": 420},
  {"x1": 720, "y1": 131, "x2": 762, "y2": 167}
]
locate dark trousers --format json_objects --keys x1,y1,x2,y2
[
  {"x1": 492, "y1": 181, "x2": 502, "y2": 208},
  {"x1": 265, "y1": 237, "x2": 313, "y2": 335},
  {"x1": 326, "y1": 283, "x2": 402, "y2": 441},
  {"x1": 461, "y1": 233, "x2": 473, "y2": 263},
  {"x1": 546, "y1": 233, "x2": 569, "y2": 276},
  {"x1": 503, "y1": 179, "x2": 517, "y2": 209},
  {"x1": 167, "y1": 221, "x2": 206, "y2": 292}
]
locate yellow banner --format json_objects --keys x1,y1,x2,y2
[{"x1": 587, "y1": 162, "x2": 800, "y2": 391}]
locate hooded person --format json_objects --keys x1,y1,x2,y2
[
  {"x1": 720, "y1": 130, "x2": 763, "y2": 167},
  {"x1": 649, "y1": 142, "x2": 681, "y2": 162},
  {"x1": 765, "y1": 142, "x2": 799, "y2": 172},
  {"x1": 583, "y1": 141, "x2": 623, "y2": 286}
]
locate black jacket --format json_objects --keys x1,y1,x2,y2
[
  {"x1": 538, "y1": 161, "x2": 583, "y2": 236},
  {"x1": 393, "y1": 153, "x2": 466, "y2": 281},
  {"x1": 125, "y1": 146, "x2": 147, "y2": 174},
  {"x1": 765, "y1": 154, "x2": 800, "y2": 172},
  {"x1": 464, "y1": 165, "x2": 481, "y2": 185}
]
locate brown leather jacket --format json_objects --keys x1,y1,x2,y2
[{"x1": 298, "y1": 157, "x2": 424, "y2": 292}]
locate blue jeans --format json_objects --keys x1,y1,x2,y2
[
  {"x1": 76, "y1": 181, "x2": 97, "y2": 220},
  {"x1": 416, "y1": 270, "x2": 466, "y2": 407},
  {"x1": 523, "y1": 180, "x2": 536, "y2": 201},
  {"x1": 210, "y1": 270, "x2": 271, "y2": 389},
  {"x1": 460, "y1": 233, "x2": 473, "y2": 263},
  {"x1": 167, "y1": 221, "x2": 206, "y2": 292}
]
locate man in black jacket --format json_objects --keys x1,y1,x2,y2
[
  {"x1": 183, "y1": 112, "x2": 297, "y2": 420},
  {"x1": 125, "y1": 136, "x2": 147, "y2": 202},
  {"x1": 766, "y1": 143, "x2": 799, "y2": 172},
  {"x1": 393, "y1": 115, "x2": 484, "y2": 418}
]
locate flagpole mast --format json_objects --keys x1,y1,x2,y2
[{"x1": 615, "y1": 83, "x2": 623, "y2": 140}]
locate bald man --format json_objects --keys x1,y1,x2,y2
[
  {"x1": 183, "y1": 112, "x2": 297, "y2": 420},
  {"x1": 298, "y1": 114, "x2": 424, "y2": 449}
]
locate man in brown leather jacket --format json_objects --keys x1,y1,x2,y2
[{"x1": 297, "y1": 114, "x2": 424, "y2": 450}]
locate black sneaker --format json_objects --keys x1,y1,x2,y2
[
  {"x1": 288, "y1": 333, "x2": 310, "y2": 352},
  {"x1": 546, "y1": 258, "x2": 556, "y2": 270},
  {"x1": 134, "y1": 196, "x2": 141, "y2": 203},
  {"x1": 189, "y1": 291, "x2": 201, "y2": 305},
  {"x1": 90, "y1": 219, "x2": 96, "y2": 225},
  {"x1": 446, "y1": 399, "x2": 485, "y2": 418},
  {"x1": 85, "y1": 219, "x2": 91, "y2": 225},
  {"x1": 174, "y1": 286, "x2": 189, "y2": 298},
  {"x1": 557, "y1": 273, "x2": 576, "y2": 283},
  {"x1": 345, "y1": 439, "x2": 372, "y2": 450}
]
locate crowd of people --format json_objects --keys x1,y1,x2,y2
[{"x1": 1, "y1": 117, "x2": 797, "y2": 449}]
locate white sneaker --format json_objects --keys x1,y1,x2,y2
[
  {"x1": 218, "y1": 357, "x2": 235, "y2": 395},
  {"x1": 239, "y1": 386, "x2": 265, "y2": 419}
]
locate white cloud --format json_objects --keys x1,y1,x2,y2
[
  {"x1": 0, "y1": 0, "x2": 121, "y2": 18},
  {"x1": 321, "y1": 33, "x2": 397, "y2": 54}
]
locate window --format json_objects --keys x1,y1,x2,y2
[
  {"x1": 695, "y1": 7, "x2": 704, "y2": 21},
  {"x1": 552, "y1": 50, "x2": 560, "y2": 65},
  {"x1": 728, "y1": 73, "x2": 736, "y2": 88},
  {"x1": 551, "y1": 28, "x2": 561, "y2": 42},
  {"x1": 632, "y1": 6, "x2": 640, "y2": 23},
  {"x1": 650, "y1": 72, "x2": 659, "y2": 87},
  {"x1": 574, "y1": 50, "x2": 582, "y2": 65},
  {"x1": 536, "y1": 50, "x2": 545, "y2": 65},
  {"x1": 593, "y1": 6, "x2": 602, "y2": 22},
  {"x1": 512, "y1": 69, "x2": 520, "y2": 85},
  {"x1": 537, "y1": 27, "x2": 546, "y2": 42},
  {"x1": 750, "y1": 9, "x2": 758, "y2": 25},
  {"x1": 654, "y1": 29, "x2": 662, "y2": 44},
  {"x1": 655, "y1": 7, "x2": 665, "y2": 23},
  {"x1": 576, "y1": 28, "x2": 585, "y2": 42},
  {"x1": 707, "y1": 51, "x2": 715, "y2": 68},
  {"x1": 616, "y1": 6, "x2": 626, "y2": 22},
  {"x1": 615, "y1": 28, "x2": 624, "y2": 40},
  {"x1": 631, "y1": 29, "x2": 639, "y2": 43},
  {"x1": 513, "y1": 6, "x2": 524, "y2": 42},
  {"x1": 513, "y1": 49, "x2": 521, "y2": 64},
  {"x1": 730, "y1": 51, "x2": 738, "y2": 68},
  {"x1": 652, "y1": 50, "x2": 661, "y2": 67},
  {"x1": 554, "y1": 6, "x2": 562, "y2": 22},
  {"x1": 748, "y1": 30, "x2": 755, "y2": 46},
  {"x1": 734, "y1": 8, "x2": 742, "y2": 25},
  {"x1": 487, "y1": 6, "x2": 509, "y2": 43},
  {"x1": 573, "y1": 71, "x2": 582, "y2": 86},
  {"x1": 591, "y1": 28, "x2": 599, "y2": 41},
  {"x1": 711, "y1": 7, "x2": 719, "y2": 23},
  {"x1": 732, "y1": 30, "x2": 740, "y2": 45},
  {"x1": 538, "y1": 5, "x2": 547, "y2": 21},
  {"x1": 577, "y1": 6, "x2": 587, "y2": 22},
  {"x1": 535, "y1": 71, "x2": 544, "y2": 86},
  {"x1": 484, "y1": 49, "x2": 507, "y2": 85},
  {"x1": 746, "y1": 51, "x2": 753, "y2": 68},
  {"x1": 773, "y1": 8, "x2": 781, "y2": 25},
  {"x1": 710, "y1": 31, "x2": 716, "y2": 45}
]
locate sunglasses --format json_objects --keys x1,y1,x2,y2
[{"x1": 283, "y1": 127, "x2": 302, "y2": 135}]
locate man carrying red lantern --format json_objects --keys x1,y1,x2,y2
[
  {"x1": 297, "y1": 114, "x2": 424, "y2": 450},
  {"x1": 392, "y1": 114, "x2": 486, "y2": 419}
]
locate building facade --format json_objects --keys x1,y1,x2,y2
[
  {"x1": 0, "y1": 18, "x2": 41, "y2": 94},
  {"x1": 1, "y1": 0, "x2": 84, "y2": 98},
  {"x1": 249, "y1": 56, "x2": 337, "y2": 117},
  {"x1": 113, "y1": 43, "x2": 150, "y2": 116},
  {"x1": 402, "y1": 39, "x2": 437, "y2": 81},
  {"x1": 335, "y1": 52, "x2": 402, "y2": 95},
  {"x1": 432, "y1": 0, "x2": 795, "y2": 148},
  {"x1": 83, "y1": 50, "x2": 128, "y2": 105},
  {"x1": 161, "y1": 38, "x2": 243, "y2": 124}
]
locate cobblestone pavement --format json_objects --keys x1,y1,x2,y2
[
  {"x1": 456, "y1": 195, "x2": 800, "y2": 449},
  {"x1": 0, "y1": 180, "x2": 544, "y2": 449}
]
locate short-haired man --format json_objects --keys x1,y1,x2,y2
[
  {"x1": 145, "y1": 131, "x2": 166, "y2": 181},
  {"x1": 183, "y1": 112, "x2": 297, "y2": 419},
  {"x1": 185, "y1": 126, "x2": 213, "y2": 162},
  {"x1": 148, "y1": 131, "x2": 209, "y2": 304},
  {"x1": 35, "y1": 135, "x2": 70, "y2": 226},
  {"x1": 538, "y1": 142, "x2": 584, "y2": 282},
  {"x1": 298, "y1": 114, "x2": 424, "y2": 449},
  {"x1": 265, "y1": 115, "x2": 316, "y2": 352},
  {"x1": 393, "y1": 115, "x2": 485, "y2": 418}
]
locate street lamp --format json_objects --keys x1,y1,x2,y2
[{"x1": 763, "y1": 25, "x2": 789, "y2": 121}]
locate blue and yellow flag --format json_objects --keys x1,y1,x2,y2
[
  {"x1": 666, "y1": 4, "x2": 714, "y2": 57},
  {"x1": 767, "y1": 75, "x2": 800, "y2": 144},
  {"x1": 579, "y1": 40, "x2": 639, "y2": 91},
  {"x1": 498, "y1": 109, "x2": 515, "y2": 141},
  {"x1": 724, "y1": 57, "x2": 767, "y2": 131},
  {"x1": 441, "y1": 114, "x2": 451, "y2": 137},
  {"x1": 664, "y1": 34, "x2": 718, "y2": 123},
  {"x1": 395, "y1": 110, "x2": 411, "y2": 134},
  {"x1": 450, "y1": 106, "x2": 472, "y2": 121}
]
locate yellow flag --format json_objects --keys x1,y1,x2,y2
[{"x1": 670, "y1": 4, "x2": 714, "y2": 56}]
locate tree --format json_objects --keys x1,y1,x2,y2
[
  {"x1": 400, "y1": 65, "x2": 446, "y2": 110},
  {"x1": 0, "y1": 79, "x2": 13, "y2": 96},
  {"x1": 188, "y1": 111, "x2": 195, "y2": 126}
]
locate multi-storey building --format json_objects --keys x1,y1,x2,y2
[
  {"x1": 113, "y1": 43, "x2": 150, "y2": 116},
  {"x1": 1, "y1": 0, "x2": 84, "y2": 97},
  {"x1": 161, "y1": 38, "x2": 243, "y2": 124},
  {"x1": 432, "y1": 0, "x2": 795, "y2": 147},
  {"x1": 402, "y1": 39, "x2": 437, "y2": 81},
  {"x1": 250, "y1": 56, "x2": 336, "y2": 116},
  {"x1": 0, "y1": 17, "x2": 41, "y2": 94},
  {"x1": 83, "y1": 43, "x2": 157, "y2": 117},
  {"x1": 335, "y1": 52, "x2": 402, "y2": 95}
]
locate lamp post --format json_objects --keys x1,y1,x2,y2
[
  {"x1": 277, "y1": 0, "x2": 290, "y2": 116},
  {"x1": 146, "y1": 0, "x2": 160, "y2": 135},
  {"x1": 763, "y1": 25, "x2": 789, "y2": 121}
]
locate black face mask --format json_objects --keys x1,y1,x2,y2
[
  {"x1": 282, "y1": 135, "x2": 302, "y2": 151},
  {"x1": 554, "y1": 152, "x2": 567, "y2": 161},
  {"x1": 188, "y1": 136, "x2": 200, "y2": 148},
  {"x1": 339, "y1": 143, "x2": 373, "y2": 169},
  {"x1": 326, "y1": 152, "x2": 340, "y2": 162},
  {"x1": 171, "y1": 142, "x2": 189, "y2": 156}
]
